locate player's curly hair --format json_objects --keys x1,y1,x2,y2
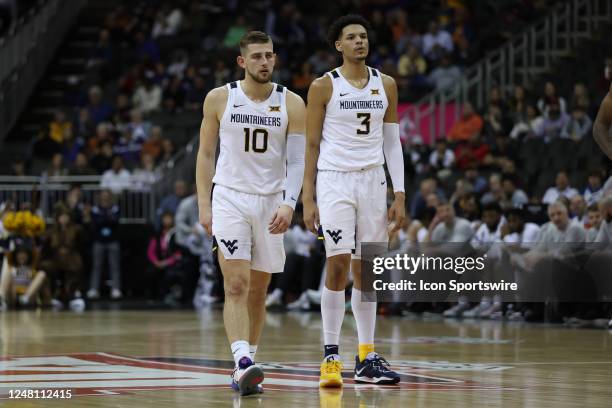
[{"x1": 327, "y1": 14, "x2": 372, "y2": 48}]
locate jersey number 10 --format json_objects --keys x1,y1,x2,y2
[{"x1": 244, "y1": 128, "x2": 268, "y2": 153}]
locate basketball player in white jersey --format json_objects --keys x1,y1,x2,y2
[
  {"x1": 302, "y1": 15, "x2": 405, "y2": 387},
  {"x1": 196, "y1": 31, "x2": 306, "y2": 396}
]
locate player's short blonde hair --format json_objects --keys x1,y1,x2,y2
[{"x1": 239, "y1": 31, "x2": 272, "y2": 55}]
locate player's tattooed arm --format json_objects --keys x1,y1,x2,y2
[
  {"x1": 593, "y1": 85, "x2": 612, "y2": 160},
  {"x1": 196, "y1": 86, "x2": 226, "y2": 235},
  {"x1": 302, "y1": 75, "x2": 332, "y2": 233}
]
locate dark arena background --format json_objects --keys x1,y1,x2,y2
[{"x1": 1, "y1": 0, "x2": 612, "y2": 407}]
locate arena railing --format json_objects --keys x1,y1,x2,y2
[
  {"x1": 0, "y1": 175, "x2": 156, "y2": 225},
  {"x1": 0, "y1": 0, "x2": 87, "y2": 143},
  {"x1": 402, "y1": 0, "x2": 612, "y2": 145}
]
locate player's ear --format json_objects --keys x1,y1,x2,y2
[
  {"x1": 335, "y1": 40, "x2": 342, "y2": 53},
  {"x1": 237, "y1": 55, "x2": 246, "y2": 69}
]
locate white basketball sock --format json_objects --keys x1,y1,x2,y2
[
  {"x1": 231, "y1": 340, "x2": 251, "y2": 367},
  {"x1": 249, "y1": 345, "x2": 258, "y2": 362},
  {"x1": 351, "y1": 287, "x2": 376, "y2": 346},
  {"x1": 321, "y1": 287, "x2": 346, "y2": 345}
]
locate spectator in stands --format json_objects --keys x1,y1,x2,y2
[
  {"x1": 561, "y1": 106, "x2": 592, "y2": 141},
  {"x1": 101, "y1": 156, "x2": 131, "y2": 194},
  {"x1": 145, "y1": 211, "x2": 182, "y2": 300},
  {"x1": 427, "y1": 54, "x2": 461, "y2": 92},
  {"x1": 508, "y1": 85, "x2": 529, "y2": 123},
  {"x1": 86, "y1": 122, "x2": 112, "y2": 156},
  {"x1": 70, "y1": 152, "x2": 95, "y2": 176},
  {"x1": 410, "y1": 177, "x2": 444, "y2": 219},
  {"x1": 160, "y1": 139, "x2": 175, "y2": 163},
  {"x1": 141, "y1": 126, "x2": 164, "y2": 162},
  {"x1": 595, "y1": 195, "x2": 612, "y2": 244},
  {"x1": 454, "y1": 134, "x2": 490, "y2": 170},
  {"x1": 542, "y1": 170, "x2": 579, "y2": 204},
  {"x1": 586, "y1": 203, "x2": 602, "y2": 242},
  {"x1": 185, "y1": 76, "x2": 207, "y2": 111},
  {"x1": 428, "y1": 200, "x2": 474, "y2": 243},
  {"x1": 502, "y1": 174, "x2": 529, "y2": 208},
  {"x1": 480, "y1": 173, "x2": 504, "y2": 205},
  {"x1": 113, "y1": 129, "x2": 142, "y2": 164},
  {"x1": 223, "y1": 15, "x2": 248, "y2": 48},
  {"x1": 66, "y1": 184, "x2": 89, "y2": 225},
  {"x1": 86, "y1": 86, "x2": 113, "y2": 126},
  {"x1": 90, "y1": 140, "x2": 114, "y2": 174},
  {"x1": 448, "y1": 102, "x2": 483, "y2": 142},
  {"x1": 131, "y1": 153, "x2": 158, "y2": 191},
  {"x1": 44, "y1": 153, "x2": 69, "y2": 177},
  {"x1": 570, "y1": 195, "x2": 588, "y2": 226},
  {"x1": 540, "y1": 101, "x2": 569, "y2": 142},
  {"x1": 464, "y1": 166, "x2": 487, "y2": 194},
  {"x1": 76, "y1": 108, "x2": 95, "y2": 140},
  {"x1": 584, "y1": 170, "x2": 604, "y2": 205},
  {"x1": 156, "y1": 179, "x2": 187, "y2": 224},
  {"x1": 422, "y1": 21, "x2": 454, "y2": 62},
  {"x1": 87, "y1": 190, "x2": 122, "y2": 300},
  {"x1": 49, "y1": 110, "x2": 72, "y2": 146},
  {"x1": 534, "y1": 200, "x2": 585, "y2": 252},
  {"x1": 464, "y1": 202, "x2": 506, "y2": 318},
  {"x1": 397, "y1": 44, "x2": 427, "y2": 86},
  {"x1": 537, "y1": 81, "x2": 567, "y2": 118},
  {"x1": 151, "y1": 4, "x2": 184, "y2": 38},
  {"x1": 174, "y1": 190, "x2": 203, "y2": 303},
  {"x1": 502, "y1": 207, "x2": 541, "y2": 249},
  {"x1": 570, "y1": 82, "x2": 591, "y2": 113},
  {"x1": 132, "y1": 77, "x2": 162, "y2": 115},
  {"x1": 429, "y1": 140, "x2": 455, "y2": 172},
  {"x1": 40, "y1": 204, "x2": 84, "y2": 310},
  {"x1": 126, "y1": 109, "x2": 152, "y2": 142},
  {"x1": 61, "y1": 127, "x2": 84, "y2": 165},
  {"x1": 163, "y1": 76, "x2": 186, "y2": 113},
  {"x1": 510, "y1": 104, "x2": 544, "y2": 139}
]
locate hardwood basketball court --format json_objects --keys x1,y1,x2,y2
[{"x1": 1, "y1": 309, "x2": 611, "y2": 407}]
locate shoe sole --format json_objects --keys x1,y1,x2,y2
[
  {"x1": 354, "y1": 375, "x2": 400, "y2": 385},
  {"x1": 238, "y1": 365, "x2": 264, "y2": 396},
  {"x1": 319, "y1": 377, "x2": 343, "y2": 388}
]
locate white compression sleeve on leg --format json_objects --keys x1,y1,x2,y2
[
  {"x1": 382, "y1": 123, "x2": 405, "y2": 193},
  {"x1": 321, "y1": 287, "x2": 345, "y2": 345},
  {"x1": 283, "y1": 133, "x2": 305, "y2": 209}
]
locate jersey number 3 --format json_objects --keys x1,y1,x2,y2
[
  {"x1": 356, "y1": 113, "x2": 371, "y2": 135},
  {"x1": 244, "y1": 128, "x2": 268, "y2": 153}
]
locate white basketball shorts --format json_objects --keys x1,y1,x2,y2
[
  {"x1": 316, "y1": 165, "x2": 388, "y2": 259},
  {"x1": 212, "y1": 184, "x2": 285, "y2": 273}
]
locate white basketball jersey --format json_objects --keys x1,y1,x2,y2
[
  {"x1": 318, "y1": 67, "x2": 388, "y2": 172},
  {"x1": 213, "y1": 81, "x2": 289, "y2": 195}
]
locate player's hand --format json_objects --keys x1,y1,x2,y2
[
  {"x1": 302, "y1": 198, "x2": 320, "y2": 234},
  {"x1": 387, "y1": 195, "x2": 406, "y2": 235},
  {"x1": 199, "y1": 206, "x2": 212, "y2": 235},
  {"x1": 269, "y1": 205, "x2": 293, "y2": 234}
]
